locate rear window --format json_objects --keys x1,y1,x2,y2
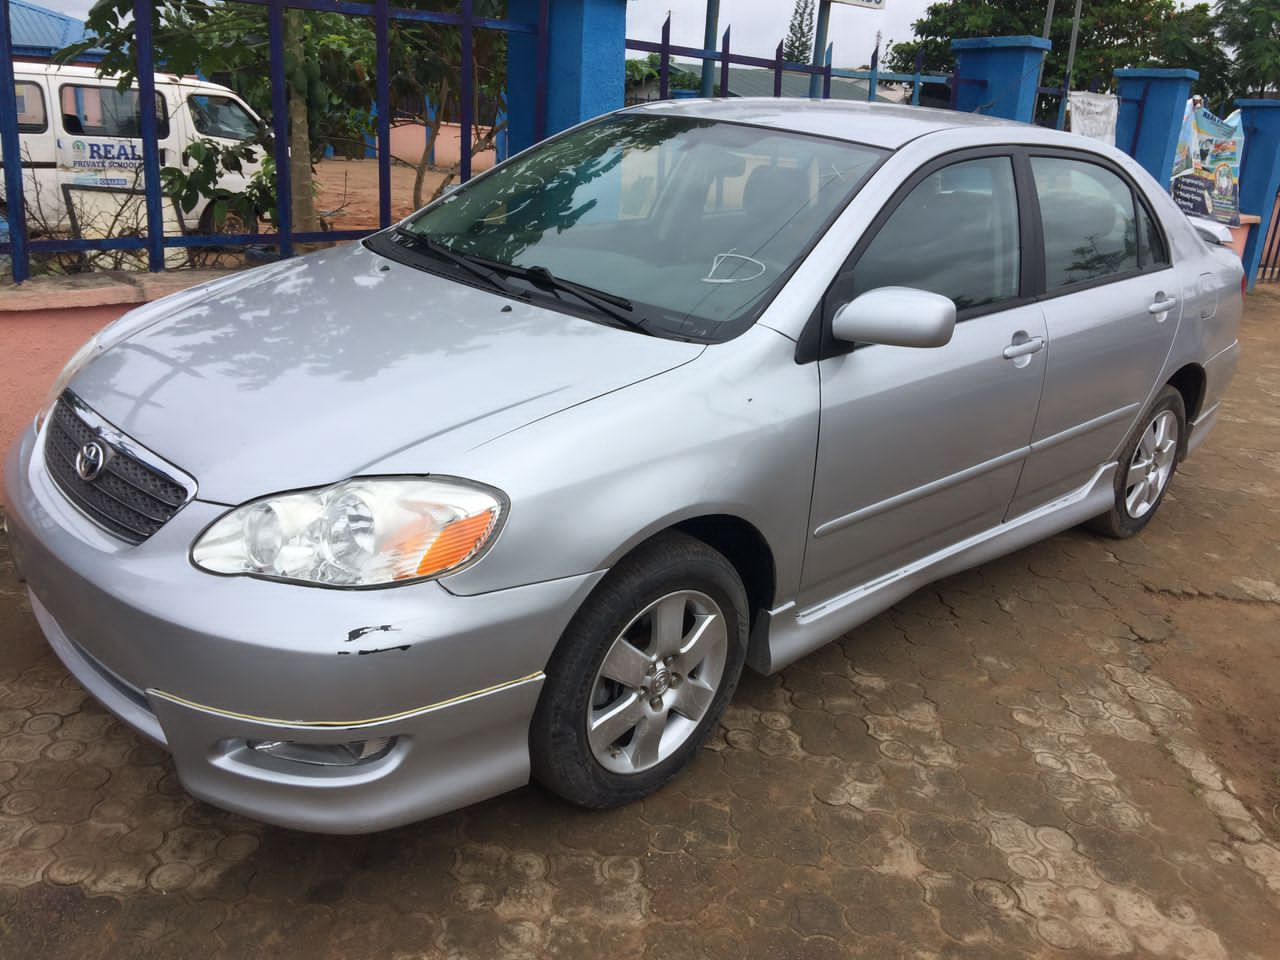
[
  {"x1": 60, "y1": 84, "x2": 170, "y2": 140},
  {"x1": 1032, "y1": 156, "x2": 1139, "y2": 288},
  {"x1": 16, "y1": 81, "x2": 47, "y2": 133}
]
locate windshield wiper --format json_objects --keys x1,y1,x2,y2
[
  {"x1": 501, "y1": 264, "x2": 649, "y2": 334},
  {"x1": 393, "y1": 227, "x2": 511, "y2": 295}
]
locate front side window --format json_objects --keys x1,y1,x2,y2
[
  {"x1": 396, "y1": 115, "x2": 884, "y2": 341},
  {"x1": 16, "y1": 82, "x2": 47, "y2": 133},
  {"x1": 188, "y1": 94, "x2": 258, "y2": 141},
  {"x1": 841, "y1": 155, "x2": 1021, "y2": 313},
  {"x1": 60, "y1": 85, "x2": 170, "y2": 140},
  {"x1": 1033, "y1": 156, "x2": 1139, "y2": 288}
]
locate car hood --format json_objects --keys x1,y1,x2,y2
[{"x1": 70, "y1": 242, "x2": 703, "y2": 504}]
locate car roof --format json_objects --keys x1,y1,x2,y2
[
  {"x1": 14, "y1": 61, "x2": 234, "y2": 95},
  {"x1": 624, "y1": 98, "x2": 1057, "y2": 150}
]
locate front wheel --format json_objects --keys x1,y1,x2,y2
[
  {"x1": 1087, "y1": 385, "x2": 1186, "y2": 539},
  {"x1": 531, "y1": 532, "x2": 748, "y2": 809}
]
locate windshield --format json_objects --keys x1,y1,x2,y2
[{"x1": 397, "y1": 114, "x2": 884, "y2": 341}]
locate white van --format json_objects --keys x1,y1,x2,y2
[{"x1": 2, "y1": 63, "x2": 263, "y2": 237}]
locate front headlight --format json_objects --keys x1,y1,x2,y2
[{"x1": 191, "y1": 477, "x2": 506, "y2": 587}]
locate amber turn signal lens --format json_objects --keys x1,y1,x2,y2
[{"x1": 415, "y1": 509, "x2": 499, "y2": 577}]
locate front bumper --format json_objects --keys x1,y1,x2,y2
[{"x1": 5, "y1": 425, "x2": 604, "y2": 832}]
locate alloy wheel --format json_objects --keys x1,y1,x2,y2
[
  {"x1": 1124, "y1": 410, "x2": 1179, "y2": 518},
  {"x1": 587, "y1": 590, "x2": 728, "y2": 774}
]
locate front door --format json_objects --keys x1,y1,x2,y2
[
  {"x1": 1008, "y1": 153, "x2": 1184, "y2": 516},
  {"x1": 799, "y1": 153, "x2": 1047, "y2": 609}
]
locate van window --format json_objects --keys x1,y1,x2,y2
[
  {"x1": 59, "y1": 85, "x2": 170, "y2": 139},
  {"x1": 188, "y1": 95, "x2": 258, "y2": 141},
  {"x1": 17, "y1": 82, "x2": 48, "y2": 133}
]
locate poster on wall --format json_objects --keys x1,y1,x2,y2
[
  {"x1": 1068, "y1": 92, "x2": 1118, "y2": 145},
  {"x1": 1170, "y1": 100, "x2": 1244, "y2": 226}
]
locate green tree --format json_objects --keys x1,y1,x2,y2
[
  {"x1": 1218, "y1": 0, "x2": 1280, "y2": 97},
  {"x1": 886, "y1": 0, "x2": 1231, "y2": 104},
  {"x1": 784, "y1": 0, "x2": 816, "y2": 64}
]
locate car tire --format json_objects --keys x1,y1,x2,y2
[
  {"x1": 1087, "y1": 385, "x2": 1186, "y2": 539},
  {"x1": 531, "y1": 532, "x2": 748, "y2": 809}
]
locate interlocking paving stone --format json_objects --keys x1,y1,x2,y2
[{"x1": 1, "y1": 291, "x2": 1279, "y2": 958}]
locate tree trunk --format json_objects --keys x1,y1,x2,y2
[{"x1": 284, "y1": 10, "x2": 320, "y2": 234}]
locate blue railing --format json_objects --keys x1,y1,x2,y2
[
  {"x1": 626, "y1": 16, "x2": 954, "y2": 108},
  {"x1": 0, "y1": 0, "x2": 550, "y2": 284}
]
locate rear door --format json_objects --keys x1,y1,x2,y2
[
  {"x1": 1007, "y1": 152, "x2": 1183, "y2": 516},
  {"x1": 798, "y1": 152, "x2": 1049, "y2": 608}
]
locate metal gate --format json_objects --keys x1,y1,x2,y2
[{"x1": 0, "y1": 0, "x2": 550, "y2": 283}]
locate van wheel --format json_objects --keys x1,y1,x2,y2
[
  {"x1": 531, "y1": 532, "x2": 747, "y2": 809},
  {"x1": 1087, "y1": 386, "x2": 1185, "y2": 539},
  {"x1": 196, "y1": 206, "x2": 258, "y2": 238}
]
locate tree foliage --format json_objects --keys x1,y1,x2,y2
[
  {"x1": 1217, "y1": 0, "x2": 1280, "y2": 97},
  {"x1": 784, "y1": 0, "x2": 816, "y2": 64},
  {"x1": 885, "y1": 0, "x2": 1234, "y2": 106},
  {"x1": 59, "y1": 0, "x2": 510, "y2": 225}
]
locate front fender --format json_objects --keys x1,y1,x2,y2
[{"x1": 420, "y1": 325, "x2": 820, "y2": 605}]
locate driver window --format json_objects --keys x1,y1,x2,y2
[{"x1": 835, "y1": 155, "x2": 1021, "y2": 314}]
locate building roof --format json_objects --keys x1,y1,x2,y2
[
  {"x1": 9, "y1": 0, "x2": 99, "y2": 59},
  {"x1": 625, "y1": 98, "x2": 1024, "y2": 150},
  {"x1": 720, "y1": 66, "x2": 888, "y2": 104}
]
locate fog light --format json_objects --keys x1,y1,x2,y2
[{"x1": 247, "y1": 736, "x2": 396, "y2": 767}]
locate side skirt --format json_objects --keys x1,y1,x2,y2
[{"x1": 750, "y1": 463, "x2": 1117, "y2": 674}]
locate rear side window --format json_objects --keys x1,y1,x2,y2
[
  {"x1": 16, "y1": 81, "x2": 47, "y2": 133},
  {"x1": 841, "y1": 155, "x2": 1021, "y2": 312},
  {"x1": 188, "y1": 94, "x2": 258, "y2": 141},
  {"x1": 60, "y1": 85, "x2": 170, "y2": 140},
  {"x1": 1032, "y1": 157, "x2": 1139, "y2": 288},
  {"x1": 1137, "y1": 203, "x2": 1169, "y2": 268}
]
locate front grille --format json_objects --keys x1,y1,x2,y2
[{"x1": 44, "y1": 394, "x2": 193, "y2": 544}]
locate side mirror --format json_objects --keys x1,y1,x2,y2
[{"x1": 831, "y1": 286, "x2": 956, "y2": 349}]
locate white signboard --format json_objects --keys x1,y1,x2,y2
[
  {"x1": 1068, "y1": 92, "x2": 1118, "y2": 146},
  {"x1": 831, "y1": 0, "x2": 886, "y2": 10}
]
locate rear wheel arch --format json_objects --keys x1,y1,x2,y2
[{"x1": 1167, "y1": 363, "x2": 1206, "y2": 436}]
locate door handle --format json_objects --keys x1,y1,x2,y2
[
  {"x1": 1003, "y1": 336, "x2": 1045, "y2": 360},
  {"x1": 1148, "y1": 295, "x2": 1178, "y2": 315}
]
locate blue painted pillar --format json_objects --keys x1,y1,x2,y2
[
  {"x1": 950, "y1": 36, "x2": 1050, "y2": 122},
  {"x1": 507, "y1": 0, "x2": 627, "y2": 155},
  {"x1": 1237, "y1": 99, "x2": 1280, "y2": 290},
  {"x1": 496, "y1": 93, "x2": 510, "y2": 163},
  {"x1": 1114, "y1": 68, "x2": 1198, "y2": 185}
]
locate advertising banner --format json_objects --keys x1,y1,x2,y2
[{"x1": 1170, "y1": 101, "x2": 1244, "y2": 226}]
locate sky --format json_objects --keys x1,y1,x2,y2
[
  {"x1": 34, "y1": 0, "x2": 933, "y2": 67},
  {"x1": 626, "y1": 1, "x2": 932, "y2": 68}
]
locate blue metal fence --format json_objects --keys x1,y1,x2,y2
[
  {"x1": 626, "y1": 15, "x2": 954, "y2": 109},
  {"x1": 0, "y1": 0, "x2": 549, "y2": 283}
]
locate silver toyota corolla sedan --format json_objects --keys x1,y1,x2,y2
[{"x1": 4, "y1": 100, "x2": 1242, "y2": 832}]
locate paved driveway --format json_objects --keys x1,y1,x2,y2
[{"x1": 2, "y1": 292, "x2": 1279, "y2": 959}]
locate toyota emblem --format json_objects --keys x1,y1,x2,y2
[{"x1": 75, "y1": 441, "x2": 106, "y2": 482}]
